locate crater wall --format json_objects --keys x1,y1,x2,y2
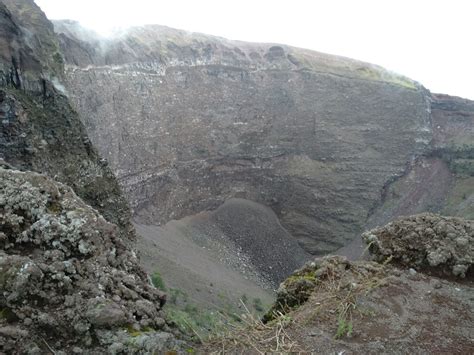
[{"x1": 55, "y1": 22, "x2": 436, "y2": 253}]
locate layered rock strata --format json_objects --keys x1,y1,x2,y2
[{"x1": 55, "y1": 21, "x2": 435, "y2": 253}]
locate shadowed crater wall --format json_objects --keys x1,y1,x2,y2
[{"x1": 55, "y1": 21, "x2": 454, "y2": 254}]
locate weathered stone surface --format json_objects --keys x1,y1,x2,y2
[
  {"x1": 0, "y1": 167, "x2": 181, "y2": 353},
  {"x1": 367, "y1": 94, "x2": 474, "y2": 228},
  {"x1": 0, "y1": 0, "x2": 63, "y2": 89},
  {"x1": 0, "y1": 2, "x2": 182, "y2": 351},
  {"x1": 363, "y1": 213, "x2": 473, "y2": 277},
  {"x1": 55, "y1": 21, "x2": 433, "y2": 254},
  {"x1": 0, "y1": 0, "x2": 135, "y2": 243}
]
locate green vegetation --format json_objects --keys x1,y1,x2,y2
[
  {"x1": 263, "y1": 268, "x2": 318, "y2": 319},
  {"x1": 450, "y1": 159, "x2": 474, "y2": 176},
  {"x1": 430, "y1": 144, "x2": 474, "y2": 217},
  {"x1": 288, "y1": 51, "x2": 417, "y2": 89},
  {"x1": 151, "y1": 271, "x2": 166, "y2": 291},
  {"x1": 335, "y1": 316, "x2": 353, "y2": 339},
  {"x1": 52, "y1": 51, "x2": 64, "y2": 65},
  {"x1": 166, "y1": 305, "x2": 223, "y2": 341},
  {"x1": 125, "y1": 324, "x2": 155, "y2": 337},
  {"x1": 356, "y1": 66, "x2": 417, "y2": 89},
  {"x1": 433, "y1": 144, "x2": 474, "y2": 176},
  {"x1": 162, "y1": 286, "x2": 246, "y2": 341},
  {"x1": 150, "y1": 273, "x2": 271, "y2": 343},
  {"x1": 443, "y1": 176, "x2": 474, "y2": 219},
  {"x1": 286, "y1": 269, "x2": 317, "y2": 283},
  {"x1": 335, "y1": 304, "x2": 354, "y2": 339},
  {"x1": 253, "y1": 298, "x2": 264, "y2": 312},
  {"x1": 168, "y1": 288, "x2": 188, "y2": 304}
]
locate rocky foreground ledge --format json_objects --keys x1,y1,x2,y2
[
  {"x1": 200, "y1": 214, "x2": 474, "y2": 354},
  {"x1": 0, "y1": 167, "x2": 183, "y2": 354},
  {"x1": 1, "y1": 164, "x2": 473, "y2": 354}
]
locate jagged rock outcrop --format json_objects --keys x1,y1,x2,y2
[
  {"x1": 0, "y1": 1, "x2": 183, "y2": 352},
  {"x1": 0, "y1": 0, "x2": 134, "y2": 243},
  {"x1": 54, "y1": 21, "x2": 434, "y2": 254},
  {"x1": 363, "y1": 213, "x2": 473, "y2": 277},
  {"x1": 0, "y1": 167, "x2": 182, "y2": 353}
]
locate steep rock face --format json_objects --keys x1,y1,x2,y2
[
  {"x1": 0, "y1": 0, "x2": 63, "y2": 89},
  {"x1": 0, "y1": 0, "x2": 135, "y2": 243},
  {"x1": 0, "y1": 2, "x2": 183, "y2": 351},
  {"x1": 55, "y1": 22, "x2": 433, "y2": 254},
  {"x1": 367, "y1": 94, "x2": 474, "y2": 228},
  {"x1": 433, "y1": 94, "x2": 474, "y2": 219}
]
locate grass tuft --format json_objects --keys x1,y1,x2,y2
[{"x1": 151, "y1": 271, "x2": 166, "y2": 291}]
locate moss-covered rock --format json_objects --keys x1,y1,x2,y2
[{"x1": 264, "y1": 256, "x2": 361, "y2": 321}]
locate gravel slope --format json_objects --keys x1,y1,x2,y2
[{"x1": 135, "y1": 198, "x2": 311, "y2": 312}]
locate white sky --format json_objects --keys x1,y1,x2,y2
[{"x1": 35, "y1": 0, "x2": 474, "y2": 99}]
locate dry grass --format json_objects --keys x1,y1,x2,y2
[
  {"x1": 196, "y1": 256, "x2": 474, "y2": 353},
  {"x1": 198, "y1": 257, "x2": 389, "y2": 353},
  {"x1": 287, "y1": 257, "x2": 389, "y2": 342},
  {"x1": 199, "y1": 300, "x2": 308, "y2": 354}
]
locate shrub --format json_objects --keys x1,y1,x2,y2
[{"x1": 151, "y1": 271, "x2": 166, "y2": 291}]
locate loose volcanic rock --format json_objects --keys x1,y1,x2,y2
[
  {"x1": 208, "y1": 198, "x2": 311, "y2": 285},
  {"x1": 363, "y1": 213, "x2": 473, "y2": 278},
  {"x1": 0, "y1": 167, "x2": 182, "y2": 353}
]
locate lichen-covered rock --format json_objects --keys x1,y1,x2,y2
[
  {"x1": 0, "y1": 167, "x2": 182, "y2": 353},
  {"x1": 0, "y1": 0, "x2": 136, "y2": 246},
  {"x1": 363, "y1": 213, "x2": 473, "y2": 278}
]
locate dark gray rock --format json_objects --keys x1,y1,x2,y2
[
  {"x1": 0, "y1": 0, "x2": 135, "y2": 244},
  {"x1": 55, "y1": 21, "x2": 433, "y2": 254},
  {"x1": 86, "y1": 301, "x2": 127, "y2": 327},
  {"x1": 0, "y1": 2, "x2": 184, "y2": 352},
  {"x1": 208, "y1": 198, "x2": 311, "y2": 284}
]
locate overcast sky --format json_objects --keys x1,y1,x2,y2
[{"x1": 35, "y1": 0, "x2": 474, "y2": 99}]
